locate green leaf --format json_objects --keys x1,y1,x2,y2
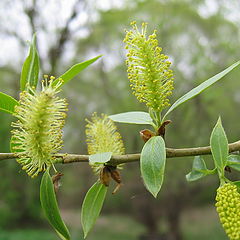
[
  {"x1": 186, "y1": 156, "x2": 216, "y2": 182},
  {"x1": 210, "y1": 117, "x2": 229, "y2": 175},
  {"x1": 20, "y1": 34, "x2": 40, "y2": 91},
  {"x1": 0, "y1": 92, "x2": 18, "y2": 114},
  {"x1": 140, "y1": 136, "x2": 166, "y2": 198},
  {"x1": 40, "y1": 170, "x2": 71, "y2": 240},
  {"x1": 227, "y1": 155, "x2": 240, "y2": 171},
  {"x1": 10, "y1": 136, "x2": 24, "y2": 153},
  {"x1": 81, "y1": 181, "x2": 108, "y2": 238},
  {"x1": 109, "y1": 111, "x2": 153, "y2": 125},
  {"x1": 163, "y1": 61, "x2": 240, "y2": 120},
  {"x1": 89, "y1": 152, "x2": 112, "y2": 164},
  {"x1": 53, "y1": 55, "x2": 101, "y2": 88}
]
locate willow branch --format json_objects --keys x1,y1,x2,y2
[{"x1": 1, "y1": 140, "x2": 240, "y2": 165}]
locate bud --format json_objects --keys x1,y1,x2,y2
[
  {"x1": 140, "y1": 129, "x2": 155, "y2": 142},
  {"x1": 11, "y1": 76, "x2": 68, "y2": 177},
  {"x1": 124, "y1": 22, "x2": 174, "y2": 112},
  {"x1": 215, "y1": 183, "x2": 240, "y2": 240}
]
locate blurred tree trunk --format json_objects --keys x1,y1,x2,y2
[
  {"x1": 165, "y1": 196, "x2": 183, "y2": 240},
  {"x1": 130, "y1": 180, "x2": 187, "y2": 240},
  {"x1": 131, "y1": 192, "x2": 183, "y2": 240}
]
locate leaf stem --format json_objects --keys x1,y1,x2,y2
[{"x1": 149, "y1": 109, "x2": 162, "y2": 131}]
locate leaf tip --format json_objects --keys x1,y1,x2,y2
[
  {"x1": 83, "y1": 230, "x2": 88, "y2": 239},
  {"x1": 217, "y1": 116, "x2": 222, "y2": 124},
  {"x1": 32, "y1": 32, "x2": 37, "y2": 41},
  {"x1": 152, "y1": 192, "x2": 158, "y2": 198},
  {"x1": 185, "y1": 173, "x2": 191, "y2": 182}
]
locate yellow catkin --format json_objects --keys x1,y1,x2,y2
[
  {"x1": 85, "y1": 113, "x2": 125, "y2": 173},
  {"x1": 215, "y1": 183, "x2": 240, "y2": 240},
  {"x1": 124, "y1": 21, "x2": 174, "y2": 112},
  {"x1": 11, "y1": 76, "x2": 67, "y2": 177}
]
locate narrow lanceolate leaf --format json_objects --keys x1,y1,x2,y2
[
  {"x1": 0, "y1": 92, "x2": 18, "y2": 114},
  {"x1": 163, "y1": 61, "x2": 240, "y2": 120},
  {"x1": 186, "y1": 156, "x2": 216, "y2": 182},
  {"x1": 81, "y1": 181, "x2": 108, "y2": 238},
  {"x1": 140, "y1": 136, "x2": 166, "y2": 198},
  {"x1": 40, "y1": 170, "x2": 70, "y2": 240},
  {"x1": 53, "y1": 55, "x2": 101, "y2": 88},
  {"x1": 109, "y1": 111, "x2": 153, "y2": 125},
  {"x1": 20, "y1": 34, "x2": 40, "y2": 91},
  {"x1": 227, "y1": 155, "x2": 240, "y2": 171},
  {"x1": 89, "y1": 152, "x2": 112, "y2": 164},
  {"x1": 210, "y1": 117, "x2": 228, "y2": 175}
]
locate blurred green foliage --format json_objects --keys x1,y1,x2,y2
[{"x1": 0, "y1": 210, "x2": 227, "y2": 239}]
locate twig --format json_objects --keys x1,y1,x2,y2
[{"x1": 1, "y1": 140, "x2": 240, "y2": 165}]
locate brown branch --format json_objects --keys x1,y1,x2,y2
[
  {"x1": 1, "y1": 140, "x2": 240, "y2": 165},
  {"x1": 24, "y1": 0, "x2": 37, "y2": 36},
  {"x1": 48, "y1": 0, "x2": 84, "y2": 74}
]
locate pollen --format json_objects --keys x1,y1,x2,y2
[
  {"x1": 11, "y1": 76, "x2": 68, "y2": 177},
  {"x1": 123, "y1": 22, "x2": 174, "y2": 112},
  {"x1": 215, "y1": 183, "x2": 240, "y2": 240}
]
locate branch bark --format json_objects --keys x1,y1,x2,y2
[{"x1": 1, "y1": 140, "x2": 240, "y2": 164}]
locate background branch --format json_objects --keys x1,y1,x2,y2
[
  {"x1": 48, "y1": 0, "x2": 84, "y2": 74},
  {"x1": 1, "y1": 140, "x2": 239, "y2": 164}
]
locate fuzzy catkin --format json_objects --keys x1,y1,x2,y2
[
  {"x1": 85, "y1": 113, "x2": 125, "y2": 173},
  {"x1": 216, "y1": 183, "x2": 240, "y2": 240},
  {"x1": 11, "y1": 78, "x2": 67, "y2": 177},
  {"x1": 124, "y1": 22, "x2": 174, "y2": 112}
]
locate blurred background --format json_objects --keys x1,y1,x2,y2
[{"x1": 0, "y1": 0, "x2": 240, "y2": 239}]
